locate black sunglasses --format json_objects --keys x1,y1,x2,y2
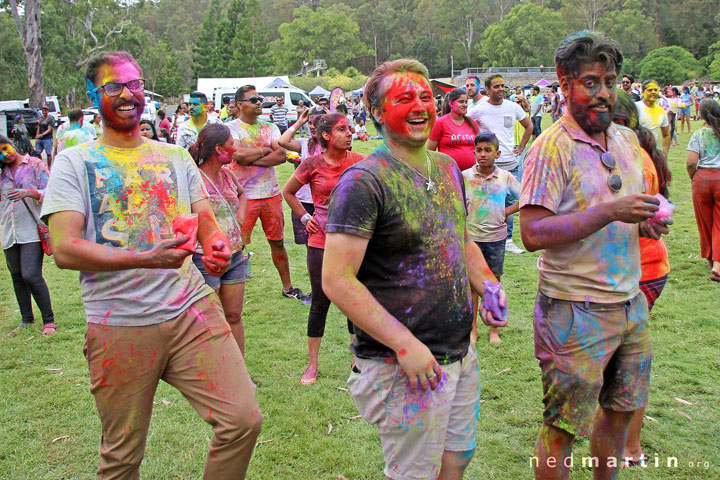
[
  {"x1": 600, "y1": 152, "x2": 623, "y2": 193},
  {"x1": 242, "y1": 96, "x2": 263, "y2": 104}
]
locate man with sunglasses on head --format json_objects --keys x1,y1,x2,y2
[
  {"x1": 228, "y1": 85, "x2": 306, "y2": 300},
  {"x1": 520, "y1": 33, "x2": 669, "y2": 480},
  {"x1": 176, "y1": 91, "x2": 221, "y2": 149},
  {"x1": 41, "y1": 51, "x2": 262, "y2": 480}
]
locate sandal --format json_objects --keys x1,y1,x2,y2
[
  {"x1": 42, "y1": 324, "x2": 57, "y2": 336},
  {"x1": 7, "y1": 322, "x2": 32, "y2": 337},
  {"x1": 300, "y1": 366, "x2": 317, "y2": 386}
]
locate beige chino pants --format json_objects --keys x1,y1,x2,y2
[{"x1": 83, "y1": 295, "x2": 262, "y2": 480}]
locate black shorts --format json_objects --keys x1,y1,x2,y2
[
  {"x1": 291, "y1": 202, "x2": 315, "y2": 245},
  {"x1": 475, "y1": 239, "x2": 506, "y2": 278}
]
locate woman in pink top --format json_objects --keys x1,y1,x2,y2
[
  {"x1": 283, "y1": 114, "x2": 366, "y2": 385},
  {"x1": 188, "y1": 124, "x2": 249, "y2": 357},
  {"x1": 427, "y1": 88, "x2": 480, "y2": 171}
]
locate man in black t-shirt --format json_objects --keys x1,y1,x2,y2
[
  {"x1": 35, "y1": 106, "x2": 55, "y2": 166},
  {"x1": 323, "y1": 59, "x2": 507, "y2": 480}
]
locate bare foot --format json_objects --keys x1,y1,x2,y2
[
  {"x1": 488, "y1": 328, "x2": 502, "y2": 344},
  {"x1": 301, "y1": 364, "x2": 318, "y2": 385}
]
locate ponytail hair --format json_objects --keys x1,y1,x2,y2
[
  {"x1": 636, "y1": 128, "x2": 671, "y2": 198},
  {"x1": 306, "y1": 115, "x2": 322, "y2": 155},
  {"x1": 700, "y1": 98, "x2": 720, "y2": 142},
  {"x1": 441, "y1": 87, "x2": 480, "y2": 134},
  {"x1": 188, "y1": 123, "x2": 231, "y2": 165},
  {"x1": 614, "y1": 90, "x2": 671, "y2": 198}
]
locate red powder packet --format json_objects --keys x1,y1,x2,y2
[{"x1": 171, "y1": 213, "x2": 198, "y2": 251}]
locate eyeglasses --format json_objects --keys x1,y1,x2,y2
[
  {"x1": 621, "y1": 80, "x2": 631, "y2": 85},
  {"x1": 600, "y1": 152, "x2": 623, "y2": 193},
  {"x1": 241, "y1": 97, "x2": 263, "y2": 104},
  {"x1": 94, "y1": 79, "x2": 145, "y2": 97}
]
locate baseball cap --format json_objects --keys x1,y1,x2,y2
[{"x1": 41, "y1": 105, "x2": 49, "y2": 110}]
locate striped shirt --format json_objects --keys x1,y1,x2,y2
[{"x1": 270, "y1": 105, "x2": 289, "y2": 127}]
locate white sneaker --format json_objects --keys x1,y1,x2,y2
[{"x1": 505, "y1": 238, "x2": 525, "y2": 254}]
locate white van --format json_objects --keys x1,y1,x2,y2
[{"x1": 214, "y1": 88, "x2": 315, "y2": 124}]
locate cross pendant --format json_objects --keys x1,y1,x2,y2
[{"x1": 426, "y1": 179, "x2": 437, "y2": 193}]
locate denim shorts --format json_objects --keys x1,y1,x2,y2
[
  {"x1": 475, "y1": 240, "x2": 506, "y2": 278},
  {"x1": 192, "y1": 250, "x2": 247, "y2": 289}
]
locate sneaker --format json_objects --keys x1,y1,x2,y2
[
  {"x1": 282, "y1": 287, "x2": 307, "y2": 300},
  {"x1": 505, "y1": 238, "x2": 525, "y2": 254},
  {"x1": 302, "y1": 291, "x2": 312, "y2": 305}
]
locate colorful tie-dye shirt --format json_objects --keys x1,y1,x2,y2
[
  {"x1": 463, "y1": 165, "x2": 521, "y2": 242},
  {"x1": 687, "y1": 127, "x2": 720, "y2": 169},
  {"x1": 40, "y1": 140, "x2": 213, "y2": 326},
  {"x1": 55, "y1": 126, "x2": 94, "y2": 153},
  {"x1": 520, "y1": 113, "x2": 645, "y2": 303},
  {"x1": 0, "y1": 155, "x2": 49, "y2": 249},
  {"x1": 326, "y1": 148, "x2": 472, "y2": 363},
  {"x1": 176, "y1": 116, "x2": 222, "y2": 149},
  {"x1": 226, "y1": 119, "x2": 281, "y2": 200}
]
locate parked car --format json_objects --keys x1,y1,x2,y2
[{"x1": 213, "y1": 88, "x2": 315, "y2": 123}]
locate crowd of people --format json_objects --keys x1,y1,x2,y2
[{"x1": 1, "y1": 28, "x2": 719, "y2": 480}]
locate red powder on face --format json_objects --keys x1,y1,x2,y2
[
  {"x1": 381, "y1": 72, "x2": 436, "y2": 138},
  {"x1": 398, "y1": 348, "x2": 406, "y2": 356}
]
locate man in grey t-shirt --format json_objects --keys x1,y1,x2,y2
[{"x1": 42, "y1": 51, "x2": 261, "y2": 479}]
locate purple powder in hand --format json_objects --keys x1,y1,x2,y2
[{"x1": 482, "y1": 280, "x2": 507, "y2": 321}]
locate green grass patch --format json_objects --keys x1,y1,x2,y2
[{"x1": 0, "y1": 119, "x2": 717, "y2": 479}]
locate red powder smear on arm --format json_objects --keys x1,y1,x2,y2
[{"x1": 398, "y1": 349, "x2": 406, "y2": 356}]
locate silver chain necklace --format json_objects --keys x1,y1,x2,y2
[{"x1": 386, "y1": 149, "x2": 438, "y2": 194}]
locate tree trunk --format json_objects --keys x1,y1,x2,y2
[{"x1": 9, "y1": 0, "x2": 46, "y2": 107}]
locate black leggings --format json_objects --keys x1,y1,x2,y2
[
  {"x1": 4, "y1": 242, "x2": 54, "y2": 324},
  {"x1": 306, "y1": 246, "x2": 353, "y2": 337},
  {"x1": 668, "y1": 111, "x2": 677, "y2": 141}
]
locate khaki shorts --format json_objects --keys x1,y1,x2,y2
[
  {"x1": 533, "y1": 292, "x2": 652, "y2": 436},
  {"x1": 348, "y1": 344, "x2": 480, "y2": 480}
]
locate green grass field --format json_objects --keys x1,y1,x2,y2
[{"x1": 1, "y1": 118, "x2": 718, "y2": 479}]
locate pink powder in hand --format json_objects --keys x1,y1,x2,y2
[
  {"x1": 172, "y1": 214, "x2": 198, "y2": 251},
  {"x1": 482, "y1": 280, "x2": 507, "y2": 321},
  {"x1": 649, "y1": 194, "x2": 674, "y2": 225}
]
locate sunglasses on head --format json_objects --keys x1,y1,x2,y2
[
  {"x1": 600, "y1": 152, "x2": 623, "y2": 193},
  {"x1": 94, "y1": 79, "x2": 145, "y2": 97},
  {"x1": 242, "y1": 96, "x2": 263, "y2": 104}
]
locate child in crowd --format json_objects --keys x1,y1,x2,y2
[
  {"x1": 353, "y1": 119, "x2": 369, "y2": 141},
  {"x1": 463, "y1": 132, "x2": 520, "y2": 344},
  {"x1": 157, "y1": 127, "x2": 170, "y2": 142}
]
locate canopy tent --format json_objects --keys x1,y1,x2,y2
[
  {"x1": 309, "y1": 86, "x2": 331, "y2": 97},
  {"x1": 534, "y1": 78, "x2": 551, "y2": 87},
  {"x1": 351, "y1": 86, "x2": 364, "y2": 96},
  {"x1": 431, "y1": 79, "x2": 456, "y2": 95},
  {"x1": 264, "y1": 77, "x2": 296, "y2": 89}
]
